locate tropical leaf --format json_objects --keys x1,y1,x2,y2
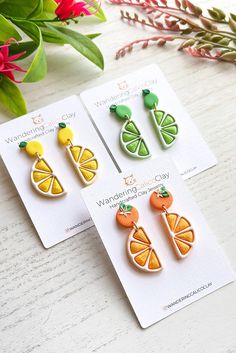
[
  {"x1": 32, "y1": 0, "x2": 57, "y2": 20},
  {"x1": 8, "y1": 41, "x2": 38, "y2": 60},
  {"x1": 27, "y1": 0, "x2": 43, "y2": 19},
  {"x1": 82, "y1": 0, "x2": 106, "y2": 22},
  {"x1": 40, "y1": 26, "x2": 101, "y2": 44},
  {"x1": 0, "y1": 14, "x2": 21, "y2": 41},
  {"x1": 40, "y1": 27, "x2": 65, "y2": 44},
  {"x1": 12, "y1": 19, "x2": 47, "y2": 82},
  {"x1": 0, "y1": 0, "x2": 41, "y2": 18},
  {"x1": 46, "y1": 24, "x2": 104, "y2": 69},
  {"x1": 86, "y1": 33, "x2": 101, "y2": 39},
  {"x1": 0, "y1": 75, "x2": 27, "y2": 116}
]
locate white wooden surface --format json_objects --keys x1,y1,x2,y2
[{"x1": 0, "y1": 1, "x2": 236, "y2": 352}]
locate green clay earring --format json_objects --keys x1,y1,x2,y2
[
  {"x1": 142, "y1": 89, "x2": 179, "y2": 149},
  {"x1": 109, "y1": 104, "x2": 151, "y2": 159}
]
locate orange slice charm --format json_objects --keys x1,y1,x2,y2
[
  {"x1": 127, "y1": 227, "x2": 162, "y2": 272},
  {"x1": 162, "y1": 212, "x2": 195, "y2": 258}
]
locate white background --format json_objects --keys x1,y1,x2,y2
[{"x1": 0, "y1": 0, "x2": 235, "y2": 352}]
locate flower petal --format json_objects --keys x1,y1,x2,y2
[{"x1": 7, "y1": 51, "x2": 26, "y2": 62}]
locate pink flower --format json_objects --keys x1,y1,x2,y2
[
  {"x1": 55, "y1": 0, "x2": 93, "y2": 20},
  {"x1": 0, "y1": 40, "x2": 26, "y2": 83}
]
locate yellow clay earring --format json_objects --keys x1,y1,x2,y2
[
  {"x1": 19, "y1": 140, "x2": 66, "y2": 198},
  {"x1": 57, "y1": 122, "x2": 99, "y2": 185}
]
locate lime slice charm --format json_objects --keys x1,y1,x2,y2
[
  {"x1": 110, "y1": 104, "x2": 151, "y2": 159},
  {"x1": 120, "y1": 120, "x2": 151, "y2": 159},
  {"x1": 142, "y1": 89, "x2": 179, "y2": 149},
  {"x1": 151, "y1": 110, "x2": 178, "y2": 149}
]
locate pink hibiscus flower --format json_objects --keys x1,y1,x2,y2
[
  {"x1": 55, "y1": 0, "x2": 95, "y2": 20},
  {"x1": 0, "y1": 41, "x2": 26, "y2": 83}
]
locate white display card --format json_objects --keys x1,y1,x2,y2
[
  {"x1": 0, "y1": 96, "x2": 117, "y2": 248},
  {"x1": 81, "y1": 157, "x2": 235, "y2": 328},
  {"x1": 80, "y1": 64, "x2": 217, "y2": 179}
]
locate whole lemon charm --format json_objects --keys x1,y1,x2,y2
[
  {"x1": 58, "y1": 122, "x2": 74, "y2": 146},
  {"x1": 19, "y1": 140, "x2": 44, "y2": 157}
]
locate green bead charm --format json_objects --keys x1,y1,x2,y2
[
  {"x1": 110, "y1": 104, "x2": 132, "y2": 121},
  {"x1": 142, "y1": 89, "x2": 159, "y2": 110}
]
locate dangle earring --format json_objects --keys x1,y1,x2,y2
[
  {"x1": 57, "y1": 122, "x2": 99, "y2": 185},
  {"x1": 19, "y1": 140, "x2": 66, "y2": 197},
  {"x1": 116, "y1": 202, "x2": 162, "y2": 272},
  {"x1": 110, "y1": 104, "x2": 151, "y2": 159},
  {"x1": 142, "y1": 89, "x2": 179, "y2": 149},
  {"x1": 150, "y1": 186, "x2": 195, "y2": 259}
]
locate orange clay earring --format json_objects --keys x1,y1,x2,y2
[
  {"x1": 150, "y1": 186, "x2": 195, "y2": 259},
  {"x1": 116, "y1": 202, "x2": 162, "y2": 273}
]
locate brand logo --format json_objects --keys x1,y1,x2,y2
[
  {"x1": 31, "y1": 114, "x2": 44, "y2": 125},
  {"x1": 117, "y1": 80, "x2": 129, "y2": 90},
  {"x1": 123, "y1": 174, "x2": 136, "y2": 186}
]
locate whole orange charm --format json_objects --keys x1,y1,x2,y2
[
  {"x1": 116, "y1": 203, "x2": 139, "y2": 228},
  {"x1": 150, "y1": 188, "x2": 173, "y2": 210}
]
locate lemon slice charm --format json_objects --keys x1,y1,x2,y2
[
  {"x1": 58, "y1": 123, "x2": 98, "y2": 185},
  {"x1": 67, "y1": 145, "x2": 98, "y2": 185},
  {"x1": 32, "y1": 158, "x2": 66, "y2": 197},
  {"x1": 142, "y1": 89, "x2": 179, "y2": 149},
  {"x1": 110, "y1": 104, "x2": 151, "y2": 159},
  {"x1": 19, "y1": 140, "x2": 66, "y2": 198}
]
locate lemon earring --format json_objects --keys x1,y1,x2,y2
[
  {"x1": 57, "y1": 122, "x2": 98, "y2": 185},
  {"x1": 142, "y1": 89, "x2": 179, "y2": 149},
  {"x1": 116, "y1": 202, "x2": 162, "y2": 272},
  {"x1": 150, "y1": 186, "x2": 195, "y2": 259},
  {"x1": 109, "y1": 104, "x2": 151, "y2": 159},
  {"x1": 19, "y1": 140, "x2": 66, "y2": 198}
]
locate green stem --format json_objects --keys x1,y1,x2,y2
[
  {"x1": 24, "y1": 18, "x2": 60, "y2": 23},
  {"x1": 215, "y1": 29, "x2": 236, "y2": 38},
  {"x1": 5, "y1": 15, "x2": 81, "y2": 23},
  {"x1": 119, "y1": 2, "x2": 228, "y2": 24},
  {"x1": 178, "y1": 35, "x2": 236, "y2": 51},
  {"x1": 155, "y1": 9, "x2": 236, "y2": 42},
  {"x1": 207, "y1": 29, "x2": 236, "y2": 41}
]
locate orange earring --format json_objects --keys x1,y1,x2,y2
[
  {"x1": 150, "y1": 186, "x2": 195, "y2": 259},
  {"x1": 116, "y1": 202, "x2": 162, "y2": 273}
]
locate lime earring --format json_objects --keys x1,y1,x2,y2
[
  {"x1": 19, "y1": 140, "x2": 66, "y2": 198},
  {"x1": 109, "y1": 104, "x2": 151, "y2": 159},
  {"x1": 142, "y1": 89, "x2": 179, "y2": 148},
  {"x1": 57, "y1": 123, "x2": 98, "y2": 185},
  {"x1": 150, "y1": 186, "x2": 195, "y2": 259},
  {"x1": 116, "y1": 202, "x2": 162, "y2": 272}
]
